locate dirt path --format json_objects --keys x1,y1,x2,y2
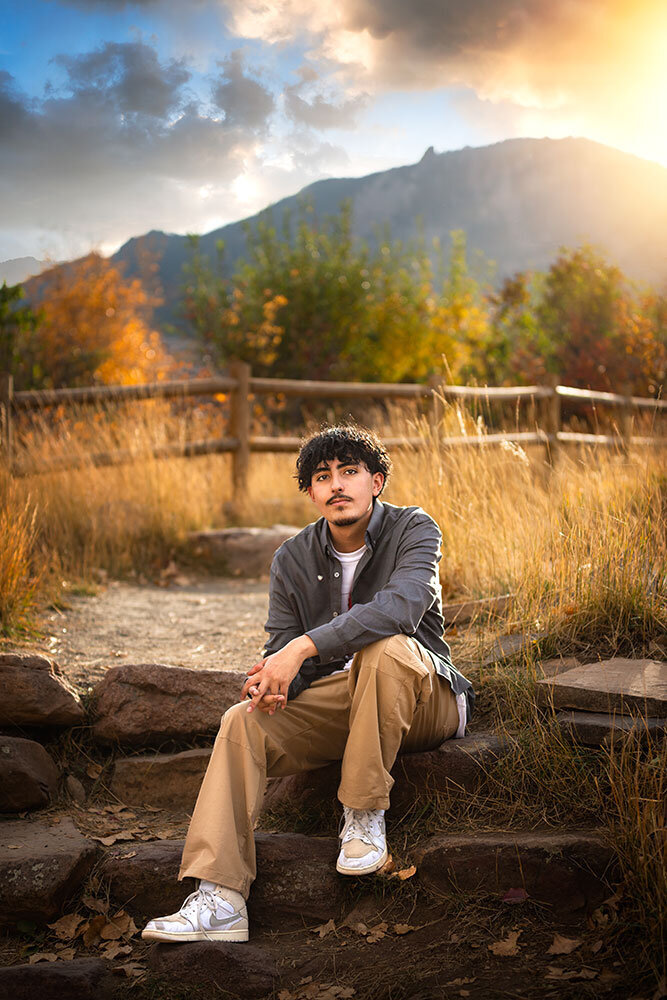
[{"x1": 3, "y1": 574, "x2": 269, "y2": 687}]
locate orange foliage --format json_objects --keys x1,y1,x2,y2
[{"x1": 30, "y1": 253, "x2": 176, "y2": 387}]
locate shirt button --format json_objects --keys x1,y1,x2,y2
[
  {"x1": 334, "y1": 572, "x2": 340, "y2": 578},
  {"x1": 333, "y1": 611, "x2": 338, "y2": 617}
]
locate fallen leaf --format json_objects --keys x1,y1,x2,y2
[
  {"x1": 489, "y1": 930, "x2": 522, "y2": 956},
  {"x1": 590, "y1": 939, "x2": 604, "y2": 954},
  {"x1": 446, "y1": 978, "x2": 476, "y2": 987},
  {"x1": 119, "y1": 851, "x2": 137, "y2": 859},
  {"x1": 312, "y1": 919, "x2": 336, "y2": 939},
  {"x1": 393, "y1": 923, "x2": 417, "y2": 935},
  {"x1": 378, "y1": 856, "x2": 395, "y2": 875},
  {"x1": 57, "y1": 947, "x2": 77, "y2": 961},
  {"x1": 82, "y1": 895, "x2": 108, "y2": 915},
  {"x1": 299, "y1": 977, "x2": 313, "y2": 985},
  {"x1": 101, "y1": 941, "x2": 132, "y2": 960},
  {"x1": 28, "y1": 952, "x2": 58, "y2": 964},
  {"x1": 396, "y1": 865, "x2": 416, "y2": 881},
  {"x1": 367, "y1": 921, "x2": 388, "y2": 944},
  {"x1": 48, "y1": 913, "x2": 85, "y2": 940},
  {"x1": 547, "y1": 933, "x2": 582, "y2": 955},
  {"x1": 338, "y1": 989, "x2": 356, "y2": 998},
  {"x1": 502, "y1": 887, "x2": 529, "y2": 904},
  {"x1": 546, "y1": 966, "x2": 598, "y2": 981},
  {"x1": 82, "y1": 914, "x2": 107, "y2": 946},
  {"x1": 103, "y1": 804, "x2": 131, "y2": 815},
  {"x1": 277, "y1": 991, "x2": 295, "y2": 1000},
  {"x1": 144, "y1": 805, "x2": 162, "y2": 812},
  {"x1": 115, "y1": 961, "x2": 144, "y2": 979},
  {"x1": 6, "y1": 844, "x2": 21, "y2": 850},
  {"x1": 459, "y1": 991, "x2": 470, "y2": 997},
  {"x1": 92, "y1": 832, "x2": 135, "y2": 846},
  {"x1": 86, "y1": 763, "x2": 102, "y2": 779},
  {"x1": 350, "y1": 922, "x2": 369, "y2": 936}
]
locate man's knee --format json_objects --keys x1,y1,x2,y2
[
  {"x1": 219, "y1": 700, "x2": 254, "y2": 738},
  {"x1": 353, "y1": 634, "x2": 416, "y2": 670}
]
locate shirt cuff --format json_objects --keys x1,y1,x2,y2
[{"x1": 305, "y1": 621, "x2": 342, "y2": 664}]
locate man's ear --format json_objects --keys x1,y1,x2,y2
[
  {"x1": 306, "y1": 485, "x2": 315, "y2": 502},
  {"x1": 372, "y1": 473, "x2": 384, "y2": 496}
]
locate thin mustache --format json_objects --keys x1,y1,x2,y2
[{"x1": 328, "y1": 495, "x2": 352, "y2": 504}]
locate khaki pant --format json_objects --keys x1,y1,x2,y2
[{"x1": 178, "y1": 634, "x2": 459, "y2": 897}]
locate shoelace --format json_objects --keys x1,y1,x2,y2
[
  {"x1": 178, "y1": 887, "x2": 225, "y2": 941},
  {"x1": 339, "y1": 809, "x2": 383, "y2": 850}
]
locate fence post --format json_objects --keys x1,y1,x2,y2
[
  {"x1": 0, "y1": 372, "x2": 13, "y2": 472},
  {"x1": 619, "y1": 382, "x2": 633, "y2": 454},
  {"x1": 544, "y1": 373, "x2": 561, "y2": 469},
  {"x1": 228, "y1": 359, "x2": 251, "y2": 509},
  {"x1": 427, "y1": 374, "x2": 445, "y2": 438}
]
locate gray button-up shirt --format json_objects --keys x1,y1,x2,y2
[{"x1": 264, "y1": 499, "x2": 475, "y2": 720}]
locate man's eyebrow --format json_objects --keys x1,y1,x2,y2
[{"x1": 312, "y1": 460, "x2": 359, "y2": 474}]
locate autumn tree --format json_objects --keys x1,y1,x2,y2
[
  {"x1": 183, "y1": 202, "x2": 472, "y2": 383},
  {"x1": 0, "y1": 281, "x2": 43, "y2": 390},
  {"x1": 24, "y1": 253, "x2": 175, "y2": 389}
]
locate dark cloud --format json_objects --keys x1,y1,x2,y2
[
  {"x1": 53, "y1": 41, "x2": 190, "y2": 118},
  {"x1": 284, "y1": 66, "x2": 368, "y2": 129},
  {"x1": 211, "y1": 51, "x2": 275, "y2": 130}
]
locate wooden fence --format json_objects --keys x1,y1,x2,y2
[{"x1": 1, "y1": 365, "x2": 665, "y2": 501}]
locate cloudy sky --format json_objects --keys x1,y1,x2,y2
[{"x1": 2, "y1": 0, "x2": 666, "y2": 264}]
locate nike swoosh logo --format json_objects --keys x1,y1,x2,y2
[{"x1": 208, "y1": 911, "x2": 244, "y2": 928}]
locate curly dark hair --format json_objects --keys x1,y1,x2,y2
[{"x1": 295, "y1": 424, "x2": 392, "y2": 493}]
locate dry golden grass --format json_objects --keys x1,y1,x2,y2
[{"x1": 2, "y1": 393, "x2": 665, "y2": 983}]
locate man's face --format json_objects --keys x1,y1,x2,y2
[{"x1": 307, "y1": 457, "x2": 384, "y2": 527}]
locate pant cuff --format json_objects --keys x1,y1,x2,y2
[{"x1": 338, "y1": 791, "x2": 391, "y2": 811}]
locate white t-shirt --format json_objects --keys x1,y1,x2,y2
[
  {"x1": 330, "y1": 543, "x2": 366, "y2": 671},
  {"x1": 328, "y1": 542, "x2": 467, "y2": 737}
]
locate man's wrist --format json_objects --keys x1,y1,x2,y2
[{"x1": 289, "y1": 635, "x2": 318, "y2": 661}]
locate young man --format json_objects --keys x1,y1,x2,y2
[{"x1": 142, "y1": 425, "x2": 474, "y2": 944}]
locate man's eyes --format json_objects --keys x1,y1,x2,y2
[{"x1": 315, "y1": 468, "x2": 357, "y2": 481}]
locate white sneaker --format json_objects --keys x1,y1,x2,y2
[
  {"x1": 141, "y1": 882, "x2": 249, "y2": 943},
  {"x1": 336, "y1": 806, "x2": 388, "y2": 875}
]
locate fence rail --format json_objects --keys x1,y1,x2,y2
[{"x1": 1, "y1": 367, "x2": 665, "y2": 499}]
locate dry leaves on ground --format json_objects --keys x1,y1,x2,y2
[
  {"x1": 393, "y1": 923, "x2": 418, "y2": 935},
  {"x1": 47, "y1": 913, "x2": 85, "y2": 939},
  {"x1": 488, "y1": 929, "x2": 522, "y2": 956},
  {"x1": 546, "y1": 966, "x2": 598, "y2": 981},
  {"x1": 311, "y1": 919, "x2": 336, "y2": 939},
  {"x1": 547, "y1": 933, "x2": 582, "y2": 955},
  {"x1": 278, "y1": 980, "x2": 355, "y2": 1000}
]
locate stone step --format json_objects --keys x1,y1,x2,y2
[
  {"x1": 442, "y1": 593, "x2": 512, "y2": 625},
  {"x1": 100, "y1": 833, "x2": 346, "y2": 928},
  {"x1": 415, "y1": 829, "x2": 615, "y2": 920},
  {"x1": 537, "y1": 657, "x2": 667, "y2": 716},
  {"x1": 557, "y1": 709, "x2": 667, "y2": 746},
  {"x1": 0, "y1": 652, "x2": 84, "y2": 728},
  {"x1": 148, "y1": 941, "x2": 276, "y2": 998},
  {"x1": 187, "y1": 525, "x2": 300, "y2": 577},
  {"x1": 91, "y1": 662, "x2": 247, "y2": 746},
  {"x1": 109, "y1": 732, "x2": 507, "y2": 816},
  {"x1": 0, "y1": 736, "x2": 60, "y2": 813},
  {"x1": 0, "y1": 817, "x2": 98, "y2": 926},
  {"x1": 0, "y1": 958, "x2": 114, "y2": 1000},
  {"x1": 262, "y1": 732, "x2": 508, "y2": 822}
]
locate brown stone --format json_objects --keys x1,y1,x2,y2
[
  {"x1": 556, "y1": 710, "x2": 667, "y2": 746},
  {"x1": 148, "y1": 941, "x2": 276, "y2": 998},
  {"x1": 110, "y1": 748, "x2": 212, "y2": 809},
  {"x1": 0, "y1": 958, "x2": 114, "y2": 1000},
  {"x1": 536, "y1": 658, "x2": 667, "y2": 716},
  {"x1": 261, "y1": 733, "x2": 507, "y2": 824},
  {"x1": 481, "y1": 633, "x2": 540, "y2": 667},
  {"x1": 102, "y1": 833, "x2": 345, "y2": 928},
  {"x1": 538, "y1": 657, "x2": 581, "y2": 679},
  {"x1": 0, "y1": 817, "x2": 98, "y2": 926},
  {"x1": 0, "y1": 736, "x2": 60, "y2": 812},
  {"x1": 91, "y1": 662, "x2": 247, "y2": 745},
  {"x1": 0, "y1": 653, "x2": 84, "y2": 727},
  {"x1": 187, "y1": 525, "x2": 300, "y2": 577},
  {"x1": 416, "y1": 830, "x2": 615, "y2": 917}
]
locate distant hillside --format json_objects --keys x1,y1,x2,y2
[
  {"x1": 30, "y1": 137, "x2": 667, "y2": 336},
  {"x1": 1, "y1": 256, "x2": 51, "y2": 286}
]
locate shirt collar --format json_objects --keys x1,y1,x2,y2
[{"x1": 320, "y1": 498, "x2": 385, "y2": 556}]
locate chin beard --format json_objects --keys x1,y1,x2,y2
[{"x1": 331, "y1": 514, "x2": 361, "y2": 527}]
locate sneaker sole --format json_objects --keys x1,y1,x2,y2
[
  {"x1": 336, "y1": 845, "x2": 388, "y2": 876},
  {"x1": 141, "y1": 927, "x2": 249, "y2": 943}
]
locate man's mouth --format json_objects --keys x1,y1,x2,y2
[{"x1": 329, "y1": 497, "x2": 352, "y2": 505}]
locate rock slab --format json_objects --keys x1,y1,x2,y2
[
  {"x1": 187, "y1": 525, "x2": 300, "y2": 577},
  {"x1": 148, "y1": 941, "x2": 276, "y2": 998},
  {"x1": 111, "y1": 748, "x2": 212, "y2": 809},
  {"x1": 537, "y1": 658, "x2": 667, "y2": 716},
  {"x1": 556, "y1": 710, "x2": 667, "y2": 746},
  {"x1": 0, "y1": 958, "x2": 113, "y2": 1000},
  {"x1": 0, "y1": 653, "x2": 84, "y2": 727},
  {"x1": 0, "y1": 817, "x2": 98, "y2": 925},
  {"x1": 416, "y1": 830, "x2": 615, "y2": 918},
  {"x1": 91, "y1": 662, "x2": 247, "y2": 745},
  {"x1": 0, "y1": 736, "x2": 60, "y2": 812},
  {"x1": 261, "y1": 733, "x2": 507, "y2": 823},
  {"x1": 102, "y1": 833, "x2": 344, "y2": 928}
]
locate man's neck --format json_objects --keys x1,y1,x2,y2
[{"x1": 327, "y1": 506, "x2": 372, "y2": 552}]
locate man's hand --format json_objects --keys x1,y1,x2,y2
[{"x1": 241, "y1": 636, "x2": 317, "y2": 715}]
